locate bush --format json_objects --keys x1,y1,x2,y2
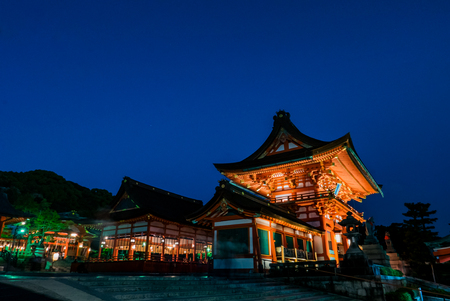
[
  {"x1": 385, "y1": 290, "x2": 412, "y2": 301},
  {"x1": 396, "y1": 288, "x2": 415, "y2": 300},
  {"x1": 380, "y1": 266, "x2": 404, "y2": 277},
  {"x1": 429, "y1": 288, "x2": 450, "y2": 297}
]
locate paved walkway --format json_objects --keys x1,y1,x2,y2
[{"x1": 0, "y1": 274, "x2": 106, "y2": 301}]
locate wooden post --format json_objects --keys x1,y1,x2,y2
[
  {"x1": 253, "y1": 222, "x2": 263, "y2": 272},
  {"x1": 64, "y1": 238, "x2": 69, "y2": 259},
  {"x1": 175, "y1": 236, "x2": 180, "y2": 262},
  {"x1": 112, "y1": 225, "x2": 118, "y2": 261},
  {"x1": 75, "y1": 238, "x2": 80, "y2": 259},
  {"x1": 98, "y1": 231, "x2": 102, "y2": 260},
  {"x1": 161, "y1": 224, "x2": 166, "y2": 261},
  {"x1": 271, "y1": 232, "x2": 277, "y2": 263},
  {"x1": 0, "y1": 216, "x2": 6, "y2": 238},
  {"x1": 193, "y1": 230, "x2": 197, "y2": 262},
  {"x1": 145, "y1": 219, "x2": 151, "y2": 260},
  {"x1": 128, "y1": 223, "x2": 134, "y2": 260}
]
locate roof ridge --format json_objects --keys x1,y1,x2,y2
[{"x1": 123, "y1": 176, "x2": 202, "y2": 205}]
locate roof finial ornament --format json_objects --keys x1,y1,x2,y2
[{"x1": 274, "y1": 110, "x2": 290, "y2": 121}]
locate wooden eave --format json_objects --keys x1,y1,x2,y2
[
  {"x1": 81, "y1": 213, "x2": 211, "y2": 231},
  {"x1": 187, "y1": 184, "x2": 323, "y2": 234},
  {"x1": 261, "y1": 214, "x2": 323, "y2": 235},
  {"x1": 330, "y1": 147, "x2": 382, "y2": 196},
  {"x1": 216, "y1": 134, "x2": 352, "y2": 176}
]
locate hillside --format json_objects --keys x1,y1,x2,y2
[{"x1": 0, "y1": 170, "x2": 113, "y2": 219}]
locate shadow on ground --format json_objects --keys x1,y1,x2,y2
[{"x1": 0, "y1": 281, "x2": 61, "y2": 301}]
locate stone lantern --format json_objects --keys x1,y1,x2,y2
[
  {"x1": 338, "y1": 211, "x2": 372, "y2": 275},
  {"x1": 338, "y1": 211, "x2": 366, "y2": 259}
]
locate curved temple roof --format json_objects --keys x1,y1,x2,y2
[
  {"x1": 109, "y1": 177, "x2": 204, "y2": 224},
  {"x1": 214, "y1": 110, "x2": 382, "y2": 198}
]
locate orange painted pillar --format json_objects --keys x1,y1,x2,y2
[
  {"x1": 64, "y1": 238, "x2": 69, "y2": 259},
  {"x1": 161, "y1": 237, "x2": 165, "y2": 261},
  {"x1": 271, "y1": 232, "x2": 277, "y2": 263},
  {"x1": 175, "y1": 239, "x2": 179, "y2": 262}
]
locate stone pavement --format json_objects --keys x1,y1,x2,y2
[
  {"x1": 0, "y1": 274, "x2": 107, "y2": 301},
  {"x1": 0, "y1": 272, "x2": 358, "y2": 301}
]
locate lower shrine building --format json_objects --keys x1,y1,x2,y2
[{"x1": 187, "y1": 180, "x2": 322, "y2": 272}]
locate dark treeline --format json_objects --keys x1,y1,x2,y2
[
  {"x1": 0, "y1": 170, "x2": 113, "y2": 219},
  {"x1": 375, "y1": 202, "x2": 447, "y2": 281}
]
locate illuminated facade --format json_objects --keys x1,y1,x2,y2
[
  {"x1": 212, "y1": 111, "x2": 382, "y2": 264},
  {"x1": 93, "y1": 177, "x2": 213, "y2": 263}
]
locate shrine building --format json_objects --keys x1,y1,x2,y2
[
  {"x1": 92, "y1": 177, "x2": 213, "y2": 265},
  {"x1": 209, "y1": 110, "x2": 382, "y2": 265}
]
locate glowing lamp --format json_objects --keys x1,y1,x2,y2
[
  {"x1": 132, "y1": 245, "x2": 136, "y2": 249},
  {"x1": 131, "y1": 239, "x2": 135, "y2": 242},
  {"x1": 79, "y1": 243, "x2": 83, "y2": 248},
  {"x1": 21, "y1": 221, "x2": 26, "y2": 225},
  {"x1": 71, "y1": 233, "x2": 78, "y2": 237},
  {"x1": 53, "y1": 253, "x2": 60, "y2": 261}
]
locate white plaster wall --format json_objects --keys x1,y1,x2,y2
[
  {"x1": 314, "y1": 235, "x2": 324, "y2": 254},
  {"x1": 214, "y1": 258, "x2": 254, "y2": 269},
  {"x1": 215, "y1": 219, "x2": 252, "y2": 227}
]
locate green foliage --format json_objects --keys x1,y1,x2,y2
[
  {"x1": 0, "y1": 170, "x2": 113, "y2": 218},
  {"x1": 16, "y1": 198, "x2": 65, "y2": 245},
  {"x1": 429, "y1": 288, "x2": 450, "y2": 297},
  {"x1": 396, "y1": 288, "x2": 416, "y2": 299},
  {"x1": 385, "y1": 289, "x2": 413, "y2": 301},
  {"x1": 380, "y1": 266, "x2": 403, "y2": 277}
]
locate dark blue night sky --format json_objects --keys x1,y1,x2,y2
[{"x1": 1, "y1": 1, "x2": 450, "y2": 234}]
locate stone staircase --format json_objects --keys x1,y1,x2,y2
[{"x1": 73, "y1": 275, "x2": 359, "y2": 301}]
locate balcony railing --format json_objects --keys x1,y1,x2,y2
[
  {"x1": 272, "y1": 191, "x2": 333, "y2": 203},
  {"x1": 275, "y1": 246, "x2": 316, "y2": 263}
]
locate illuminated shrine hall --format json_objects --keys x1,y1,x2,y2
[
  {"x1": 91, "y1": 177, "x2": 213, "y2": 265},
  {"x1": 213, "y1": 110, "x2": 383, "y2": 263}
]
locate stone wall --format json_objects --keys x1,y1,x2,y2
[{"x1": 281, "y1": 275, "x2": 407, "y2": 301}]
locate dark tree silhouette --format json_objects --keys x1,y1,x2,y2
[
  {"x1": 0, "y1": 170, "x2": 113, "y2": 218},
  {"x1": 402, "y1": 202, "x2": 438, "y2": 241}
]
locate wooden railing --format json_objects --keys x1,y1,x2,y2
[
  {"x1": 272, "y1": 191, "x2": 333, "y2": 203},
  {"x1": 275, "y1": 246, "x2": 316, "y2": 263}
]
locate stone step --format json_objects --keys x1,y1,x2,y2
[
  {"x1": 73, "y1": 276, "x2": 359, "y2": 301},
  {"x1": 109, "y1": 288, "x2": 324, "y2": 301},
  {"x1": 78, "y1": 277, "x2": 273, "y2": 287},
  {"x1": 95, "y1": 282, "x2": 297, "y2": 293}
]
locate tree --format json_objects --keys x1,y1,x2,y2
[
  {"x1": 15, "y1": 197, "x2": 65, "y2": 249},
  {"x1": 402, "y1": 202, "x2": 438, "y2": 241}
]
